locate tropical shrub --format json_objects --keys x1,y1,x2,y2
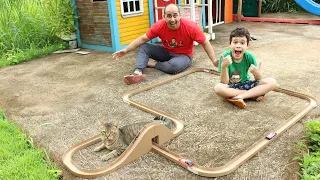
[
  {"x1": 262, "y1": 0, "x2": 320, "y2": 13},
  {"x1": 0, "y1": 0, "x2": 76, "y2": 65}
]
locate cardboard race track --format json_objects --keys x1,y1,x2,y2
[{"x1": 62, "y1": 68, "x2": 318, "y2": 178}]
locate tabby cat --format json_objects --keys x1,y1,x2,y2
[{"x1": 94, "y1": 116, "x2": 173, "y2": 161}]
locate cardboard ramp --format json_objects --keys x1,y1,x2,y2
[
  {"x1": 62, "y1": 68, "x2": 318, "y2": 178},
  {"x1": 62, "y1": 122, "x2": 179, "y2": 178}
]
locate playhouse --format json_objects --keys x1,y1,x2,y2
[{"x1": 71, "y1": 0, "x2": 233, "y2": 52}]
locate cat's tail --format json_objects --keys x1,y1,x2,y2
[{"x1": 154, "y1": 115, "x2": 173, "y2": 130}]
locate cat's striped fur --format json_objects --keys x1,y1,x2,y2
[{"x1": 94, "y1": 116, "x2": 173, "y2": 161}]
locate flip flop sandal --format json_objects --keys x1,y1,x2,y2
[
  {"x1": 123, "y1": 73, "x2": 146, "y2": 85},
  {"x1": 227, "y1": 98, "x2": 246, "y2": 109}
]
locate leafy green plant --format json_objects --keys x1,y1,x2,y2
[
  {"x1": 298, "y1": 151, "x2": 320, "y2": 180},
  {"x1": 294, "y1": 120, "x2": 320, "y2": 179},
  {"x1": 0, "y1": 0, "x2": 57, "y2": 56},
  {"x1": 0, "y1": 0, "x2": 76, "y2": 67},
  {"x1": 43, "y1": 0, "x2": 77, "y2": 38},
  {"x1": 262, "y1": 0, "x2": 320, "y2": 13},
  {"x1": 262, "y1": 0, "x2": 303, "y2": 12},
  {"x1": 0, "y1": 43, "x2": 66, "y2": 68},
  {"x1": 304, "y1": 120, "x2": 320, "y2": 151}
]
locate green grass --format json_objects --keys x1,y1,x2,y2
[
  {"x1": 0, "y1": 109, "x2": 61, "y2": 180},
  {"x1": 0, "y1": 0, "x2": 75, "y2": 68},
  {"x1": 0, "y1": 1, "x2": 73, "y2": 178},
  {"x1": 299, "y1": 151, "x2": 320, "y2": 180},
  {"x1": 295, "y1": 120, "x2": 320, "y2": 179},
  {"x1": 0, "y1": 43, "x2": 66, "y2": 68}
]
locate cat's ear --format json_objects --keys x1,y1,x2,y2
[
  {"x1": 104, "y1": 122, "x2": 112, "y2": 127},
  {"x1": 99, "y1": 119, "x2": 119, "y2": 127},
  {"x1": 101, "y1": 120, "x2": 114, "y2": 127}
]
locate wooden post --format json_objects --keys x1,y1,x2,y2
[
  {"x1": 258, "y1": 0, "x2": 262, "y2": 17},
  {"x1": 237, "y1": 0, "x2": 242, "y2": 22}
]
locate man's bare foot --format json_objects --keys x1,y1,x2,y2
[{"x1": 147, "y1": 60, "x2": 157, "y2": 68}]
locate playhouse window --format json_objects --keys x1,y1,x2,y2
[
  {"x1": 185, "y1": 0, "x2": 199, "y2": 4},
  {"x1": 121, "y1": 0, "x2": 144, "y2": 18}
]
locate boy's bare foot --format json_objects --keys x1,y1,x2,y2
[
  {"x1": 227, "y1": 98, "x2": 246, "y2": 109},
  {"x1": 147, "y1": 60, "x2": 157, "y2": 68},
  {"x1": 251, "y1": 95, "x2": 265, "y2": 102}
]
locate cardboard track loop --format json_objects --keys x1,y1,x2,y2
[{"x1": 62, "y1": 68, "x2": 318, "y2": 178}]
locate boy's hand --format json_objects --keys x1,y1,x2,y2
[
  {"x1": 221, "y1": 55, "x2": 232, "y2": 68},
  {"x1": 249, "y1": 62, "x2": 262, "y2": 75}
]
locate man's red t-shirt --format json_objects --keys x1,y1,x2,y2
[{"x1": 146, "y1": 18, "x2": 206, "y2": 57}]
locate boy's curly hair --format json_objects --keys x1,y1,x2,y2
[{"x1": 229, "y1": 27, "x2": 250, "y2": 45}]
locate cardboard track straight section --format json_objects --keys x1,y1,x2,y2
[{"x1": 62, "y1": 68, "x2": 318, "y2": 178}]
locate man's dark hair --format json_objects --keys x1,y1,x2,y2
[
  {"x1": 163, "y1": 3, "x2": 180, "y2": 14},
  {"x1": 229, "y1": 27, "x2": 250, "y2": 45}
]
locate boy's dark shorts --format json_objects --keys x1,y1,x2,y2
[{"x1": 228, "y1": 80, "x2": 259, "y2": 90}]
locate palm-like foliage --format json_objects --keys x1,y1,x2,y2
[{"x1": 262, "y1": 0, "x2": 320, "y2": 13}]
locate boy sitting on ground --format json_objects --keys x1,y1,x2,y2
[{"x1": 214, "y1": 27, "x2": 277, "y2": 109}]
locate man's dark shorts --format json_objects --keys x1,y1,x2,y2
[{"x1": 228, "y1": 80, "x2": 259, "y2": 90}]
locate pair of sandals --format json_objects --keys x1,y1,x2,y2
[
  {"x1": 227, "y1": 95, "x2": 265, "y2": 109},
  {"x1": 123, "y1": 73, "x2": 146, "y2": 85}
]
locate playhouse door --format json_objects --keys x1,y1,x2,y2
[{"x1": 154, "y1": 0, "x2": 176, "y2": 22}]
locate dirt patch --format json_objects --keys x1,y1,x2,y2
[{"x1": 0, "y1": 13, "x2": 319, "y2": 180}]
